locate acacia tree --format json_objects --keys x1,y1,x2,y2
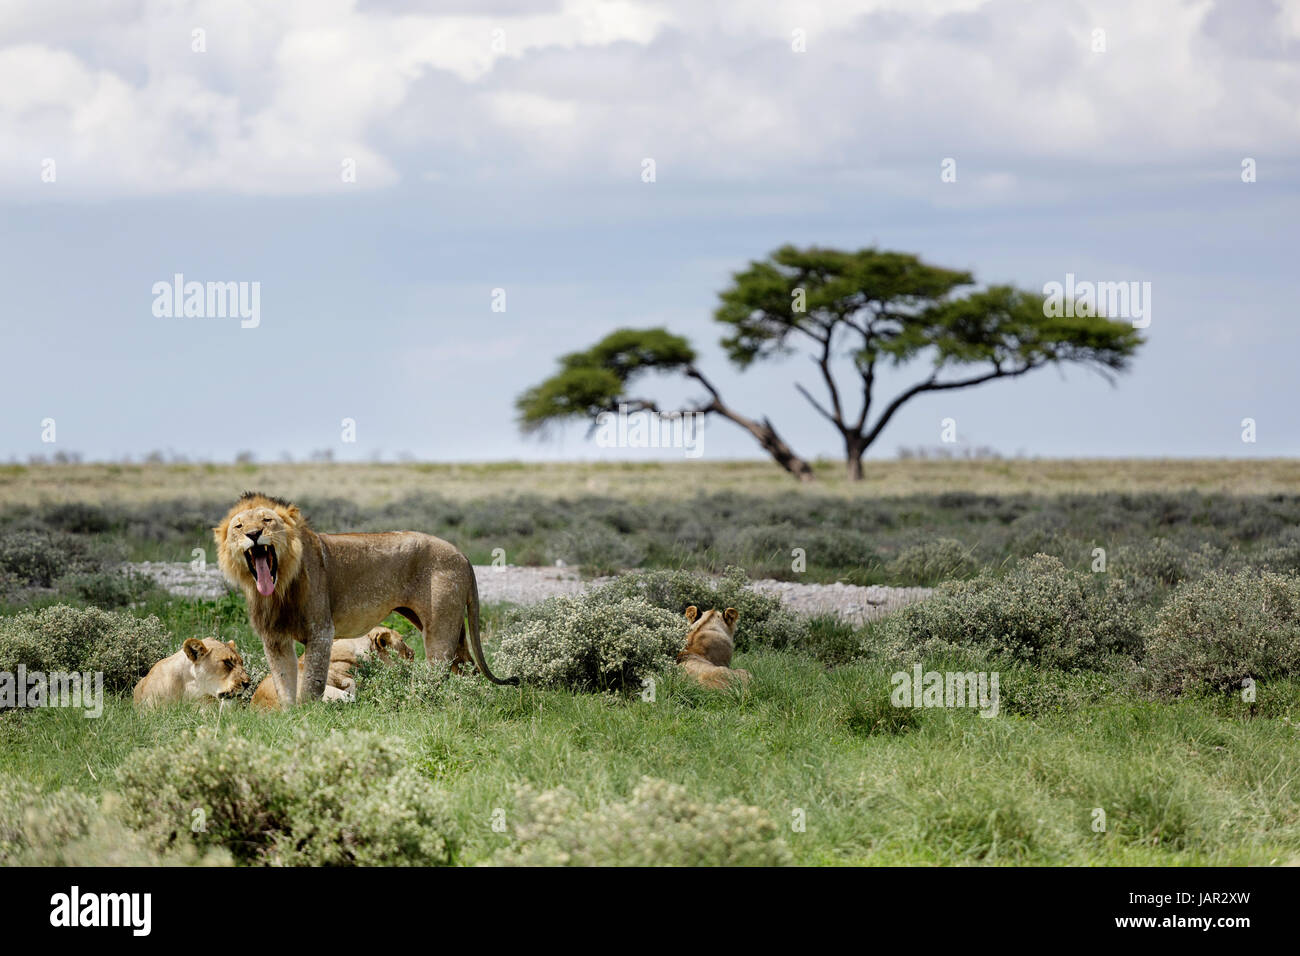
[{"x1": 516, "y1": 246, "x2": 1144, "y2": 480}]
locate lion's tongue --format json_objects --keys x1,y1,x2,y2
[{"x1": 253, "y1": 553, "x2": 275, "y2": 596}]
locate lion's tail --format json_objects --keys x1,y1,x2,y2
[{"x1": 466, "y1": 561, "x2": 518, "y2": 686}]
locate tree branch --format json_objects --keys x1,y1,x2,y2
[{"x1": 861, "y1": 362, "x2": 1039, "y2": 449}]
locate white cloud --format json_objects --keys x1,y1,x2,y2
[{"x1": 0, "y1": 0, "x2": 1294, "y2": 196}]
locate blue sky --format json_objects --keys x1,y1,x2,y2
[{"x1": 1, "y1": 0, "x2": 1297, "y2": 464}]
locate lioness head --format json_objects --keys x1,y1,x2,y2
[
  {"x1": 184, "y1": 638, "x2": 251, "y2": 699},
  {"x1": 214, "y1": 492, "x2": 305, "y2": 599},
  {"x1": 684, "y1": 605, "x2": 739, "y2": 635},
  {"x1": 369, "y1": 626, "x2": 415, "y2": 661},
  {"x1": 681, "y1": 606, "x2": 740, "y2": 665}
]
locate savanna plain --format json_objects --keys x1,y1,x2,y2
[{"x1": 2, "y1": 458, "x2": 1298, "y2": 866}]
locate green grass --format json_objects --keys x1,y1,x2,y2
[
  {"x1": 5, "y1": 460, "x2": 1300, "y2": 865},
  {"x1": 3, "y1": 597, "x2": 1298, "y2": 865}
]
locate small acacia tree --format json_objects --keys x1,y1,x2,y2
[{"x1": 516, "y1": 246, "x2": 1144, "y2": 480}]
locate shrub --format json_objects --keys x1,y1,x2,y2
[
  {"x1": 115, "y1": 729, "x2": 460, "y2": 866},
  {"x1": 1144, "y1": 570, "x2": 1300, "y2": 696},
  {"x1": 589, "y1": 566, "x2": 807, "y2": 652},
  {"x1": 495, "y1": 595, "x2": 684, "y2": 691},
  {"x1": 43, "y1": 502, "x2": 115, "y2": 534},
  {"x1": 876, "y1": 554, "x2": 1141, "y2": 670},
  {"x1": 545, "y1": 526, "x2": 645, "y2": 576},
  {"x1": 1111, "y1": 537, "x2": 1214, "y2": 604},
  {"x1": 1254, "y1": 527, "x2": 1300, "y2": 574},
  {"x1": 56, "y1": 568, "x2": 157, "y2": 608},
  {"x1": 494, "y1": 777, "x2": 790, "y2": 866},
  {"x1": 0, "y1": 776, "x2": 226, "y2": 866},
  {"x1": 886, "y1": 538, "x2": 976, "y2": 585},
  {"x1": 0, "y1": 604, "x2": 170, "y2": 692},
  {"x1": 0, "y1": 529, "x2": 99, "y2": 587}
]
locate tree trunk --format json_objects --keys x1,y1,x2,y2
[
  {"x1": 844, "y1": 436, "x2": 865, "y2": 481},
  {"x1": 710, "y1": 406, "x2": 815, "y2": 481},
  {"x1": 687, "y1": 366, "x2": 815, "y2": 481}
]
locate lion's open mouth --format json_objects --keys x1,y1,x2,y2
[{"x1": 244, "y1": 543, "x2": 278, "y2": 597}]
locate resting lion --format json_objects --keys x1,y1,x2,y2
[
  {"x1": 249, "y1": 625, "x2": 414, "y2": 710},
  {"x1": 215, "y1": 491, "x2": 515, "y2": 707},
  {"x1": 133, "y1": 638, "x2": 251, "y2": 708},
  {"x1": 677, "y1": 606, "x2": 751, "y2": 690}
]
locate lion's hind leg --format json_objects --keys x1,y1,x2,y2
[{"x1": 418, "y1": 583, "x2": 470, "y2": 672}]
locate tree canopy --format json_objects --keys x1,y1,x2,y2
[{"x1": 516, "y1": 245, "x2": 1144, "y2": 480}]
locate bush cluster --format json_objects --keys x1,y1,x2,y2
[
  {"x1": 886, "y1": 537, "x2": 976, "y2": 585},
  {"x1": 0, "y1": 776, "x2": 225, "y2": 866},
  {"x1": 115, "y1": 729, "x2": 460, "y2": 866},
  {"x1": 589, "y1": 566, "x2": 808, "y2": 651},
  {"x1": 1144, "y1": 569, "x2": 1300, "y2": 695},
  {"x1": 875, "y1": 554, "x2": 1142, "y2": 670},
  {"x1": 494, "y1": 776, "x2": 790, "y2": 866},
  {"x1": 0, "y1": 604, "x2": 170, "y2": 692},
  {"x1": 495, "y1": 595, "x2": 684, "y2": 691}
]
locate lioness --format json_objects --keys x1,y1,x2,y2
[
  {"x1": 677, "y1": 606, "x2": 751, "y2": 689},
  {"x1": 215, "y1": 492, "x2": 514, "y2": 707},
  {"x1": 249, "y1": 625, "x2": 415, "y2": 710},
  {"x1": 133, "y1": 638, "x2": 251, "y2": 708}
]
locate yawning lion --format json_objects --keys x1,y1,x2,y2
[{"x1": 214, "y1": 491, "x2": 514, "y2": 707}]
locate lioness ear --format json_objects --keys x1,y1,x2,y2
[
  {"x1": 226, "y1": 640, "x2": 237, "y2": 651},
  {"x1": 183, "y1": 638, "x2": 208, "y2": 661},
  {"x1": 684, "y1": 606, "x2": 699, "y2": 623},
  {"x1": 723, "y1": 608, "x2": 739, "y2": 628}
]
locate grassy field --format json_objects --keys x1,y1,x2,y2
[
  {"x1": 2, "y1": 460, "x2": 1299, "y2": 866},
  {"x1": 4, "y1": 457, "x2": 1300, "y2": 505}
]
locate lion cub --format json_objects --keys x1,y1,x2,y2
[
  {"x1": 134, "y1": 639, "x2": 251, "y2": 708},
  {"x1": 677, "y1": 606, "x2": 751, "y2": 689},
  {"x1": 250, "y1": 626, "x2": 413, "y2": 710}
]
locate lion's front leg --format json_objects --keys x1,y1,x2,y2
[
  {"x1": 298, "y1": 627, "x2": 334, "y2": 702},
  {"x1": 265, "y1": 635, "x2": 298, "y2": 708}
]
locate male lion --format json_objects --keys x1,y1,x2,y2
[
  {"x1": 215, "y1": 491, "x2": 514, "y2": 707},
  {"x1": 134, "y1": 638, "x2": 251, "y2": 708},
  {"x1": 249, "y1": 625, "x2": 415, "y2": 710},
  {"x1": 676, "y1": 606, "x2": 751, "y2": 690}
]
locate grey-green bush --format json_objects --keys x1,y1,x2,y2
[
  {"x1": 546, "y1": 526, "x2": 645, "y2": 576},
  {"x1": 495, "y1": 594, "x2": 684, "y2": 691},
  {"x1": 1111, "y1": 537, "x2": 1215, "y2": 604},
  {"x1": 886, "y1": 537, "x2": 976, "y2": 585},
  {"x1": 0, "y1": 529, "x2": 99, "y2": 587},
  {"x1": 0, "y1": 776, "x2": 226, "y2": 866},
  {"x1": 0, "y1": 604, "x2": 170, "y2": 692},
  {"x1": 115, "y1": 729, "x2": 461, "y2": 866},
  {"x1": 875, "y1": 554, "x2": 1141, "y2": 670},
  {"x1": 589, "y1": 566, "x2": 807, "y2": 651},
  {"x1": 1144, "y1": 569, "x2": 1300, "y2": 695},
  {"x1": 494, "y1": 776, "x2": 790, "y2": 866},
  {"x1": 56, "y1": 568, "x2": 157, "y2": 609}
]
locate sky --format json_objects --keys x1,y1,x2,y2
[{"x1": 1, "y1": 0, "x2": 1298, "y2": 466}]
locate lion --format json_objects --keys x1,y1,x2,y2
[
  {"x1": 133, "y1": 638, "x2": 251, "y2": 708},
  {"x1": 249, "y1": 625, "x2": 415, "y2": 710},
  {"x1": 676, "y1": 606, "x2": 751, "y2": 690},
  {"x1": 215, "y1": 491, "x2": 514, "y2": 707}
]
